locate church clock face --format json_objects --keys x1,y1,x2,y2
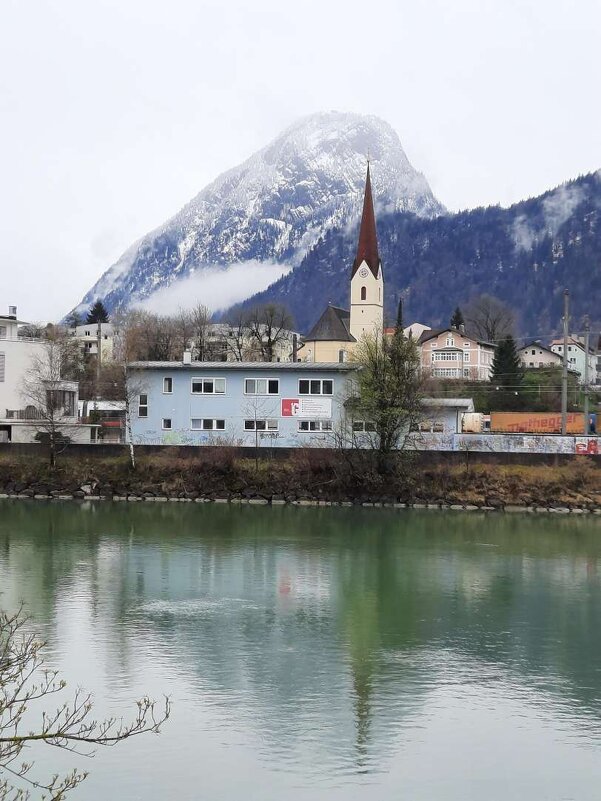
[{"x1": 359, "y1": 267, "x2": 369, "y2": 278}]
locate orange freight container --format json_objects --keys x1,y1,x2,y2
[{"x1": 489, "y1": 412, "x2": 587, "y2": 434}]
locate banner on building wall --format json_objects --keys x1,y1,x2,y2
[{"x1": 281, "y1": 398, "x2": 332, "y2": 419}]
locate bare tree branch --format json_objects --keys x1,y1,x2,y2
[{"x1": 0, "y1": 607, "x2": 170, "y2": 801}]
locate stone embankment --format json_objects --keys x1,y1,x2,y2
[{"x1": 1, "y1": 481, "x2": 601, "y2": 514}]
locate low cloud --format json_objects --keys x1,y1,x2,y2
[
  {"x1": 137, "y1": 261, "x2": 291, "y2": 315},
  {"x1": 512, "y1": 214, "x2": 537, "y2": 252},
  {"x1": 513, "y1": 184, "x2": 585, "y2": 252},
  {"x1": 542, "y1": 184, "x2": 583, "y2": 236}
]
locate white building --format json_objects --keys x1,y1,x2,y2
[
  {"x1": 518, "y1": 341, "x2": 562, "y2": 369},
  {"x1": 550, "y1": 338, "x2": 597, "y2": 385},
  {"x1": 0, "y1": 306, "x2": 46, "y2": 441},
  {"x1": 70, "y1": 322, "x2": 114, "y2": 362},
  {"x1": 0, "y1": 306, "x2": 95, "y2": 444}
]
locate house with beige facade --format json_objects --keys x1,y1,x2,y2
[{"x1": 418, "y1": 326, "x2": 495, "y2": 380}]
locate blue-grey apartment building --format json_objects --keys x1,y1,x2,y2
[{"x1": 127, "y1": 361, "x2": 359, "y2": 447}]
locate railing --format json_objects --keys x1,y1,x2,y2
[{"x1": 5, "y1": 408, "x2": 45, "y2": 420}]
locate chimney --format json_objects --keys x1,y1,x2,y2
[
  {"x1": 292, "y1": 334, "x2": 298, "y2": 362},
  {"x1": 182, "y1": 350, "x2": 192, "y2": 365},
  {"x1": 8, "y1": 306, "x2": 16, "y2": 319},
  {"x1": 459, "y1": 323, "x2": 465, "y2": 334}
]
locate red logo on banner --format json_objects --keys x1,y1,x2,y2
[{"x1": 281, "y1": 398, "x2": 300, "y2": 417}]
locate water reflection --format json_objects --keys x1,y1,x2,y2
[{"x1": 1, "y1": 500, "x2": 601, "y2": 798}]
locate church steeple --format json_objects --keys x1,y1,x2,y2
[
  {"x1": 351, "y1": 163, "x2": 381, "y2": 278},
  {"x1": 349, "y1": 163, "x2": 384, "y2": 342}
]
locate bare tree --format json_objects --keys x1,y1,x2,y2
[
  {"x1": 172, "y1": 307, "x2": 195, "y2": 359},
  {"x1": 190, "y1": 304, "x2": 212, "y2": 360},
  {"x1": 464, "y1": 294, "x2": 515, "y2": 342},
  {"x1": 21, "y1": 336, "x2": 83, "y2": 467},
  {"x1": 343, "y1": 329, "x2": 423, "y2": 471},
  {"x1": 0, "y1": 606, "x2": 169, "y2": 801},
  {"x1": 113, "y1": 311, "x2": 176, "y2": 362},
  {"x1": 247, "y1": 304, "x2": 294, "y2": 362},
  {"x1": 122, "y1": 365, "x2": 147, "y2": 470},
  {"x1": 243, "y1": 395, "x2": 279, "y2": 470},
  {"x1": 223, "y1": 309, "x2": 250, "y2": 362}
]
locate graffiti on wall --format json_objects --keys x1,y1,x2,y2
[{"x1": 407, "y1": 433, "x2": 590, "y2": 455}]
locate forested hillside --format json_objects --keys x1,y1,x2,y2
[{"x1": 237, "y1": 172, "x2": 601, "y2": 337}]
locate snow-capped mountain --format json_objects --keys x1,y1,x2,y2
[{"x1": 72, "y1": 111, "x2": 444, "y2": 316}]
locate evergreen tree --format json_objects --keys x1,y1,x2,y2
[
  {"x1": 86, "y1": 300, "x2": 109, "y2": 324},
  {"x1": 395, "y1": 297, "x2": 404, "y2": 335},
  {"x1": 450, "y1": 306, "x2": 464, "y2": 329},
  {"x1": 490, "y1": 335, "x2": 524, "y2": 410}
]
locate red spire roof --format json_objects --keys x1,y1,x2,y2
[{"x1": 351, "y1": 163, "x2": 381, "y2": 278}]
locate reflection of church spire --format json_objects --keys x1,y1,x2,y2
[
  {"x1": 342, "y1": 586, "x2": 379, "y2": 768},
  {"x1": 352, "y1": 658, "x2": 373, "y2": 767}
]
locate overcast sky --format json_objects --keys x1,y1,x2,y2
[{"x1": 1, "y1": 0, "x2": 599, "y2": 321}]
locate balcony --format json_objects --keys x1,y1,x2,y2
[{"x1": 5, "y1": 407, "x2": 45, "y2": 420}]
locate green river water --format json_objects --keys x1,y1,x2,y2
[{"x1": 1, "y1": 499, "x2": 601, "y2": 800}]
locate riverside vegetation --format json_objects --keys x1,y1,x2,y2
[{"x1": 0, "y1": 451, "x2": 600, "y2": 511}]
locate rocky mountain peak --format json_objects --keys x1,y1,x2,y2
[{"x1": 71, "y1": 111, "x2": 443, "y2": 317}]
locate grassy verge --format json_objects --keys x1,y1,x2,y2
[{"x1": 0, "y1": 451, "x2": 600, "y2": 508}]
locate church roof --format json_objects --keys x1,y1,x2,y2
[
  {"x1": 351, "y1": 163, "x2": 381, "y2": 279},
  {"x1": 304, "y1": 305, "x2": 356, "y2": 343}
]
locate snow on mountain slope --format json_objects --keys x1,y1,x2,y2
[{"x1": 71, "y1": 111, "x2": 444, "y2": 317}]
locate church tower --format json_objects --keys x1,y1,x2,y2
[{"x1": 349, "y1": 164, "x2": 384, "y2": 342}]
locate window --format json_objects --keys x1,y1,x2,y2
[
  {"x1": 463, "y1": 352, "x2": 470, "y2": 362},
  {"x1": 191, "y1": 419, "x2": 226, "y2": 430},
  {"x1": 360, "y1": 286, "x2": 367, "y2": 300},
  {"x1": 0, "y1": 326, "x2": 6, "y2": 339},
  {"x1": 298, "y1": 420, "x2": 333, "y2": 432},
  {"x1": 162, "y1": 418, "x2": 172, "y2": 430},
  {"x1": 463, "y1": 342, "x2": 470, "y2": 348},
  {"x1": 432, "y1": 352, "x2": 459, "y2": 362},
  {"x1": 463, "y1": 368, "x2": 471, "y2": 377},
  {"x1": 191, "y1": 377, "x2": 226, "y2": 394},
  {"x1": 244, "y1": 378, "x2": 279, "y2": 395},
  {"x1": 352, "y1": 420, "x2": 377, "y2": 432},
  {"x1": 0, "y1": 353, "x2": 4, "y2": 382},
  {"x1": 244, "y1": 419, "x2": 279, "y2": 431},
  {"x1": 163, "y1": 377, "x2": 173, "y2": 394},
  {"x1": 446, "y1": 337, "x2": 455, "y2": 347},
  {"x1": 298, "y1": 379, "x2": 333, "y2": 395},
  {"x1": 138, "y1": 394, "x2": 148, "y2": 417}
]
